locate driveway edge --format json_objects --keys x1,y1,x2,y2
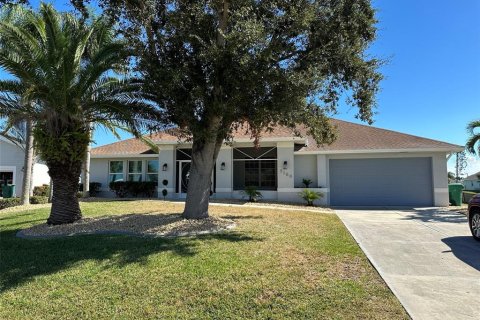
[{"x1": 337, "y1": 213, "x2": 413, "y2": 319}]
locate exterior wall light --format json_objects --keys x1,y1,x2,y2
[
  {"x1": 162, "y1": 163, "x2": 168, "y2": 171},
  {"x1": 283, "y1": 161, "x2": 288, "y2": 170},
  {"x1": 220, "y1": 162, "x2": 226, "y2": 170}
]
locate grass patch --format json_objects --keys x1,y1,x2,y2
[{"x1": 0, "y1": 200, "x2": 408, "y2": 319}]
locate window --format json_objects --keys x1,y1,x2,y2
[
  {"x1": 109, "y1": 161, "x2": 124, "y2": 182},
  {"x1": 233, "y1": 147, "x2": 277, "y2": 190},
  {"x1": 147, "y1": 160, "x2": 159, "y2": 184},
  {"x1": 128, "y1": 160, "x2": 143, "y2": 182}
]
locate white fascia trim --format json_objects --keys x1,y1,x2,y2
[
  {"x1": 91, "y1": 154, "x2": 158, "y2": 159},
  {"x1": 0, "y1": 135, "x2": 22, "y2": 148},
  {"x1": 155, "y1": 137, "x2": 306, "y2": 146},
  {"x1": 294, "y1": 147, "x2": 464, "y2": 155}
]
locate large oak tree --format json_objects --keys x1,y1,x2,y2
[{"x1": 83, "y1": 0, "x2": 383, "y2": 219}]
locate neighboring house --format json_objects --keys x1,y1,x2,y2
[
  {"x1": 0, "y1": 136, "x2": 50, "y2": 197},
  {"x1": 463, "y1": 172, "x2": 480, "y2": 191},
  {"x1": 90, "y1": 119, "x2": 463, "y2": 206}
]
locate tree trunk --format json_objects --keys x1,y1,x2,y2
[
  {"x1": 48, "y1": 179, "x2": 53, "y2": 203},
  {"x1": 183, "y1": 1, "x2": 228, "y2": 219},
  {"x1": 82, "y1": 136, "x2": 91, "y2": 198},
  {"x1": 20, "y1": 120, "x2": 34, "y2": 205},
  {"x1": 183, "y1": 138, "x2": 222, "y2": 219},
  {"x1": 47, "y1": 162, "x2": 82, "y2": 225}
]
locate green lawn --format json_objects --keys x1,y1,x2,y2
[{"x1": 0, "y1": 200, "x2": 408, "y2": 319}]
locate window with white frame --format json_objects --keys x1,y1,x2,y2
[
  {"x1": 109, "y1": 161, "x2": 124, "y2": 182},
  {"x1": 128, "y1": 160, "x2": 143, "y2": 181},
  {"x1": 146, "y1": 160, "x2": 159, "y2": 184}
]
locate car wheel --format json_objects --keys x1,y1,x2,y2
[{"x1": 470, "y1": 211, "x2": 480, "y2": 241}]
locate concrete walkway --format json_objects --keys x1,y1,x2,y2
[{"x1": 336, "y1": 208, "x2": 480, "y2": 320}]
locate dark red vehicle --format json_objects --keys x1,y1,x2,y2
[{"x1": 468, "y1": 194, "x2": 480, "y2": 241}]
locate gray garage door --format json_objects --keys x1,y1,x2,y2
[{"x1": 329, "y1": 157, "x2": 433, "y2": 206}]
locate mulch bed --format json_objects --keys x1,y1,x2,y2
[{"x1": 17, "y1": 214, "x2": 236, "y2": 239}]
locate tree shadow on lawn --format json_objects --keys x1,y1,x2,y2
[{"x1": 0, "y1": 227, "x2": 259, "y2": 293}]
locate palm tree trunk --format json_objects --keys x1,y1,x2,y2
[
  {"x1": 48, "y1": 179, "x2": 53, "y2": 203},
  {"x1": 82, "y1": 130, "x2": 91, "y2": 197},
  {"x1": 20, "y1": 120, "x2": 34, "y2": 205},
  {"x1": 47, "y1": 162, "x2": 82, "y2": 225}
]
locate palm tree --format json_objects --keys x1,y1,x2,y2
[
  {"x1": 466, "y1": 120, "x2": 480, "y2": 155},
  {"x1": 0, "y1": 4, "x2": 157, "y2": 224}
]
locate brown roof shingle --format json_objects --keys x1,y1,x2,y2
[{"x1": 91, "y1": 119, "x2": 462, "y2": 156}]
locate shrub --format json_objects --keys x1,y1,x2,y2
[
  {"x1": 79, "y1": 182, "x2": 102, "y2": 197},
  {"x1": 302, "y1": 178, "x2": 313, "y2": 188},
  {"x1": 162, "y1": 189, "x2": 168, "y2": 200},
  {"x1": 299, "y1": 189, "x2": 323, "y2": 206},
  {"x1": 241, "y1": 186, "x2": 263, "y2": 202},
  {"x1": 33, "y1": 184, "x2": 50, "y2": 197},
  {"x1": 109, "y1": 181, "x2": 128, "y2": 198},
  {"x1": 0, "y1": 198, "x2": 21, "y2": 210},
  {"x1": 30, "y1": 196, "x2": 48, "y2": 204},
  {"x1": 109, "y1": 181, "x2": 157, "y2": 198}
]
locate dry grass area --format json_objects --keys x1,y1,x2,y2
[
  {"x1": 0, "y1": 200, "x2": 408, "y2": 319},
  {"x1": 19, "y1": 213, "x2": 235, "y2": 238}
]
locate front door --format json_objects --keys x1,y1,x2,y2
[{"x1": 179, "y1": 161, "x2": 191, "y2": 197}]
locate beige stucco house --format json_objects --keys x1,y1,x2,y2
[{"x1": 90, "y1": 119, "x2": 462, "y2": 206}]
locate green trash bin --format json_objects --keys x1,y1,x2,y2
[
  {"x1": 448, "y1": 184, "x2": 464, "y2": 206},
  {"x1": 1, "y1": 184, "x2": 15, "y2": 198}
]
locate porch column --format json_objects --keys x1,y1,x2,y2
[
  {"x1": 215, "y1": 146, "x2": 232, "y2": 197},
  {"x1": 316, "y1": 155, "x2": 327, "y2": 188},
  {"x1": 277, "y1": 141, "x2": 295, "y2": 192},
  {"x1": 158, "y1": 145, "x2": 175, "y2": 198}
]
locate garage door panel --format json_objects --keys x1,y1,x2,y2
[{"x1": 329, "y1": 158, "x2": 433, "y2": 206}]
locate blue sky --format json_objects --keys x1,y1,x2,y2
[{"x1": 2, "y1": 0, "x2": 480, "y2": 174}]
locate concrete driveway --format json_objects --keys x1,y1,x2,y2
[{"x1": 336, "y1": 208, "x2": 480, "y2": 320}]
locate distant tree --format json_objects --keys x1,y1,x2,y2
[
  {"x1": 447, "y1": 171, "x2": 455, "y2": 183},
  {"x1": 455, "y1": 151, "x2": 468, "y2": 182},
  {"x1": 0, "y1": 4, "x2": 157, "y2": 224},
  {"x1": 73, "y1": 0, "x2": 383, "y2": 219}
]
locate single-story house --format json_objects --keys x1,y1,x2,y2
[
  {"x1": 90, "y1": 119, "x2": 463, "y2": 206},
  {"x1": 463, "y1": 172, "x2": 480, "y2": 191},
  {"x1": 0, "y1": 136, "x2": 50, "y2": 197}
]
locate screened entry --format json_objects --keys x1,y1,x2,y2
[
  {"x1": 175, "y1": 148, "x2": 216, "y2": 194},
  {"x1": 233, "y1": 147, "x2": 277, "y2": 190}
]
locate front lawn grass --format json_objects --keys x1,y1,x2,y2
[{"x1": 0, "y1": 200, "x2": 408, "y2": 319}]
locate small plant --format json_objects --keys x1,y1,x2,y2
[
  {"x1": 299, "y1": 189, "x2": 323, "y2": 206},
  {"x1": 242, "y1": 186, "x2": 263, "y2": 202},
  {"x1": 109, "y1": 181, "x2": 128, "y2": 198},
  {"x1": 109, "y1": 181, "x2": 157, "y2": 198},
  {"x1": 78, "y1": 182, "x2": 102, "y2": 197},
  {"x1": 162, "y1": 189, "x2": 168, "y2": 200},
  {"x1": 30, "y1": 196, "x2": 49, "y2": 204},
  {"x1": 302, "y1": 178, "x2": 313, "y2": 188}
]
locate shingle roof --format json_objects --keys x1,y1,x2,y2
[
  {"x1": 464, "y1": 172, "x2": 480, "y2": 181},
  {"x1": 91, "y1": 119, "x2": 463, "y2": 156}
]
